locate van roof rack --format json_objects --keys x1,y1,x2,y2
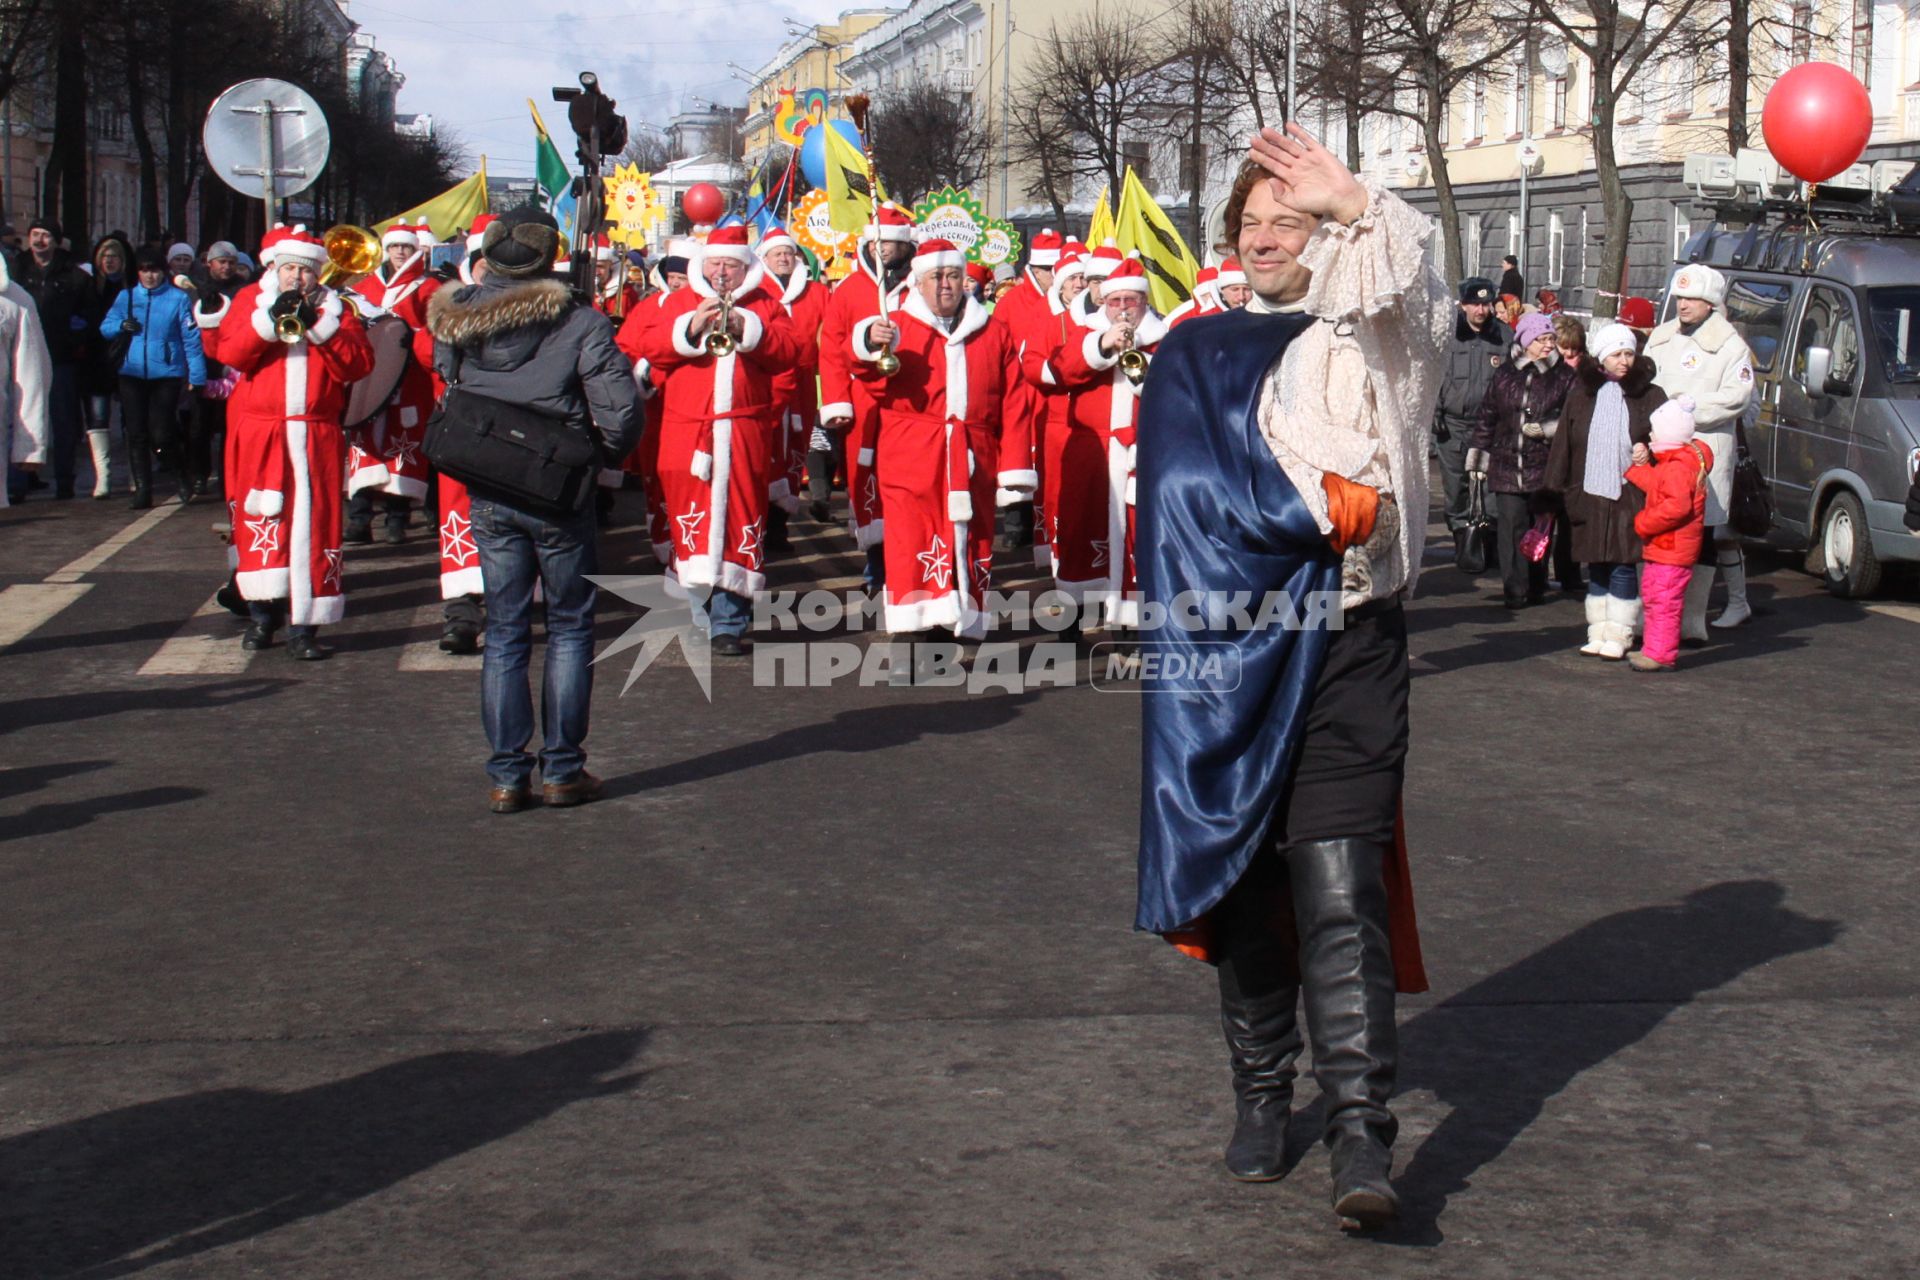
[{"x1": 1697, "y1": 162, "x2": 1920, "y2": 237}]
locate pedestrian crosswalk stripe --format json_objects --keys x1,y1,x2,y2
[
  {"x1": 138, "y1": 591, "x2": 255, "y2": 675},
  {"x1": 1866, "y1": 602, "x2": 1920, "y2": 625},
  {"x1": 45, "y1": 503, "x2": 180, "y2": 583},
  {"x1": 0, "y1": 583, "x2": 94, "y2": 650}
]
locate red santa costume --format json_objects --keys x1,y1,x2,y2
[
  {"x1": 989, "y1": 227, "x2": 1063, "y2": 568},
  {"x1": 818, "y1": 202, "x2": 917, "y2": 551},
  {"x1": 616, "y1": 287, "x2": 676, "y2": 562},
  {"x1": 1020, "y1": 246, "x2": 1090, "y2": 576},
  {"x1": 196, "y1": 226, "x2": 376, "y2": 625},
  {"x1": 628, "y1": 225, "x2": 802, "y2": 599},
  {"x1": 425, "y1": 215, "x2": 500, "y2": 600},
  {"x1": 1032, "y1": 256, "x2": 1164, "y2": 628},
  {"x1": 347, "y1": 221, "x2": 439, "y2": 502},
  {"x1": 852, "y1": 240, "x2": 1033, "y2": 639},
  {"x1": 590, "y1": 236, "x2": 641, "y2": 320},
  {"x1": 757, "y1": 229, "x2": 830, "y2": 516},
  {"x1": 1165, "y1": 264, "x2": 1222, "y2": 329}
]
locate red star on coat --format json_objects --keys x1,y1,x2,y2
[
  {"x1": 322, "y1": 548, "x2": 344, "y2": 591},
  {"x1": 917, "y1": 535, "x2": 953, "y2": 589},
  {"x1": 440, "y1": 509, "x2": 478, "y2": 566},
  {"x1": 389, "y1": 435, "x2": 421, "y2": 468},
  {"x1": 1090, "y1": 539, "x2": 1109, "y2": 569},
  {"x1": 246, "y1": 515, "x2": 282, "y2": 557}
]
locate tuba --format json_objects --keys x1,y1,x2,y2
[
  {"x1": 705, "y1": 293, "x2": 736, "y2": 356},
  {"x1": 321, "y1": 224, "x2": 381, "y2": 290}
]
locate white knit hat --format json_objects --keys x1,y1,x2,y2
[
  {"x1": 1650, "y1": 394, "x2": 1697, "y2": 448},
  {"x1": 1588, "y1": 322, "x2": 1639, "y2": 364}
]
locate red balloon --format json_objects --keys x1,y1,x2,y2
[
  {"x1": 682, "y1": 182, "x2": 726, "y2": 224},
  {"x1": 1762, "y1": 62, "x2": 1873, "y2": 184}
]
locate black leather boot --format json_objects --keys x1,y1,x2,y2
[
  {"x1": 343, "y1": 491, "x2": 374, "y2": 545},
  {"x1": 1218, "y1": 983, "x2": 1302, "y2": 1180},
  {"x1": 1289, "y1": 837, "x2": 1400, "y2": 1228},
  {"x1": 806, "y1": 447, "x2": 834, "y2": 522},
  {"x1": 128, "y1": 447, "x2": 153, "y2": 511}
]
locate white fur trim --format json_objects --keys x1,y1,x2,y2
[
  {"x1": 857, "y1": 445, "x2": 875, "y2": 467},
  {"x1": 1050, "y1": 575, "x2": 1110, "y2": 602},
  {"x1": 440, "y1": 565, "x2": 485, "y2": 599},
  {"x1": 692, "y1": 450, "x2": 714, "y2": 481},
  {"x1": 1082, "y1": 328, "x2": 1120, "y2": 372},
  {"x1": 851, "y1": 315, "x2": 887, "y2": 363},
  {"x1": 294, "y1": 591, "x2": 346, "y2": 627},
  {"x1": 769, "y1": 478, "x2": 792, "y2": 502},
  {"x1": 236, "y1": 567, "x2": 291, "y2": 598},
  {"x1": 195, "y1": 293, "x2": 231, "y2": 329},
  {"x1": 284, "y1": 365, "x2": 318, "y2": 625},
  {"x1": 820, "y1": 400, "x2": 853, "y2": 422},
  {"x1": 884, "y1": 591, "x2": 985, "y2": 640},
  {"x1": 670, "y1": 309, "x2": 704, "y2": 358},
  {"x1": 248, "y1": 488, "x2": 285, "y2": 519},
  {"x1": 733, "y1": 307, "x2": 764, "y2": 354},
  {"x1": 304, "y1": 291, "x2": 344, "y2": 345},
  {"x1": 251, "y1": 288, "x2": 279, "y2": 342},
  {"x1": 949, "y1": 490, "x2": 974, "y2": 522},
  {"x1": 854, "y1": 516, "x2": 885, "y2": 548},
  {"x1": 997, "y1": 468, "x2": 1038, "y2": 492},
  {"x1": 346, "y1": 461, "x2": 393, "y2": 496}
]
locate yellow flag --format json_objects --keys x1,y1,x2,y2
[
  {"x1": 1115, "y1": 167, "x2": 1198, "y2": 316},
  {"x1": 823, "y1": 123, "x2": 886, "y2": 236},
  {"x1": 1086, "y1": 185, "x2": 1115, "y2": 247},
  {"x1": 377, "y1": 161, "x2": 491, "y2": 242}
]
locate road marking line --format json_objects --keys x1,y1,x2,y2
[
  {"x1": 1866, "y1": 602, "x2": 1920, "y2": 625},
  {"x1": 44, "y1": 503, "x2": 181, "y2": 583},
  {"x1": 397, "y1": 603, "x2": 481, "y2": 671},
  {"x1": 138, "y1": 592, "x2": 254, "y2": 675},
  {"x1": 0, "y1": 583, "x2": 94, "y2": 649}
]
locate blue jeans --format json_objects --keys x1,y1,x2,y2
[
  {"x1": 690, "y1": 587, "x2": 753, "y2": 638},
  {"x1": 863, "y1": 544, "x2": 887, "y2": 593},
  {"x1": 471, "y1": 497, "x2": 599, "y2": 789},
  {"x1": 1586, "y1": 561, "x2": 1639, "y2": 600}
]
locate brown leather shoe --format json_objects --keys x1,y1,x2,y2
[
  {"x1": 489, "y1": 785, "x2": 534, "y2": 814},
  {"x1": 542, "y1": 772, "x2": 603, "y2": 808}
]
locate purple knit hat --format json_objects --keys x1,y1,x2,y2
[{"x1": 1515, "y1": 311, "x2": 1556, "y2": 349}]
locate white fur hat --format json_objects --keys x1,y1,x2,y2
[{"x1": 1668, "y1": 264, "x2": 1728, "y2": 309}]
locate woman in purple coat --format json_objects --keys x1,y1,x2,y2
[{"x1": 1466, "y1": 310, "x2": 1578, "y2": 608}]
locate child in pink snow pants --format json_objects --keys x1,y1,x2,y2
[{"x1": 1626, "y1": 395, "x2": 1713, "y2": 672}]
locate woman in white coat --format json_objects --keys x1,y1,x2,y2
[{"x1": 0, "y1": 252, "x2": 53, "y2": 508}]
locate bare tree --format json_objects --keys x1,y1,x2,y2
[
  {"x1": 1149, "y1": 0, "x2": 1245, "y2": 246},
  {"x1": 866, "y1": 78, "x2": 991, "y2": 203},
  {"x1": 1008, "y1": 7, "x2": 1169, "y2": 209},
  {"x1": 1372, "y1": 0, "x2": 1527, "y2": 286},
  {"x1": 1538, "y1": 0, "x2": 1717, "y2": 317},
  {"x1": 620, "y1": 130, "x2": 673, "y2": 174}
]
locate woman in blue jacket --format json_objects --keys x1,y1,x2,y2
[{"x1": 99, "y1": 245, "x2": 206, "y2": 508}]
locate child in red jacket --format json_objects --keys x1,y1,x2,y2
[{"x1": 1626, "y1": 395, "x2": 1713, "y2": 672}]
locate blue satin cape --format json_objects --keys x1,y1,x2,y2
[{"x1": 1133, "y1": 308, "x2": 1340, "y2": 934}]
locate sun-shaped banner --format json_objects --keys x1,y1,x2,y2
[
  {"x1": 912, "y1": 186, "x2": 988, "y2": 260},
  {"x1": 790, "y1": 188, "x2": 857, "y2": 262},
  {"x1": 604, "y1": 163, "x2": 665, "y2": 250},
  {"x1": 975, "y1": 218, "x2": 1023, "y2": 268}
]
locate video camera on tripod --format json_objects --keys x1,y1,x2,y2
[{"x1": 553, "y1": 72, "x2": 628, "y2": 298}]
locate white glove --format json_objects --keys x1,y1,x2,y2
[
  {"x1": 1465, "y1": 447, "x2": 1490, "y2": 475},
  {"x1": 1521, "y1": 421, "x2": 1546, "y2": 440}
]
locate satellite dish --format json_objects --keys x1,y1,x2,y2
[{"x1": 204, "y1": 78, "x2": 330, "y2": 203}]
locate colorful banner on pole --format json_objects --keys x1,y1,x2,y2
[
  {"x1": 603, "y1": 162, "x2": 665, "y2": 250},
  {"x1": 377, "y1": 161, "x2": 491, "y2": 242},
  {"x1": 910, "y1": 187, "x2": 1022, "y2": 266},
  {"x1": 790, "y1": 188, "x2": 857, "y2": 261}
]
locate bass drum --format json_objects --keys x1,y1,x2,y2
[{"x1": 342, "y1": 312, "x2": 414, "y2": 429}]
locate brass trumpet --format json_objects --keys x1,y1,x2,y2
[
  {"x1": 704, "y1": 293, "x2": 736, "y2": 356},
  {"x1": 1117, "y1": 333, "x2": 1149, "y2": 387},
  {"x1": 274, "y1": 301, "x2": 308, "y2": 343}
]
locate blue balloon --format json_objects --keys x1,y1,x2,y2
[{"x1": 799, "y1": 119, "x2": 865, "y2": 191}]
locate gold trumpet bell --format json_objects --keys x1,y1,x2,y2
[
  {"x1": 320, "y1": 224, "x2": 381, "y2": 289},
  {"x1": 1118, "y1": 348, "x2": 1149, "y2": 386},
  {"x1": 705, "y1": 330, "x2": 737, "y2": 357}
]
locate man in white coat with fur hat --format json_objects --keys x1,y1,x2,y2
[
  {"x1": 1643, "y1": 263, "x2": 1756, "y2": 636},
  {"x1": 0, "y1": 249, "x2": 52, "y2": 507}
]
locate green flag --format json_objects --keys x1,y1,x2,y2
[{"x1": 530, "y1": 99, "x2": 571, "y2": 203}]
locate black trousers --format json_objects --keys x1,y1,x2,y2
[
  {"x1": 1492, "y1": 489, "x2": 1549, "y2": 602},
  {"x1": 120, "y1": 375, "x2": 183, "y2": 491},
  {"x1": 1215, "y1": 602, "x2": 1409, "y2": 995},
  {"x1": 191, "y1": 394, "x2": 225, "y2": 483}
]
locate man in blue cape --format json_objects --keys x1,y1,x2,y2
[{"x1": 1134, "y1": 124, "x2": 1450, "y2": 1230}]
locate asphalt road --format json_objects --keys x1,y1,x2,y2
[{"x1": 2, "y1": 484, "x2": 1917, "y2": 1278}]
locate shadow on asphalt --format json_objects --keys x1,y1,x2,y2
[
  {"x1": 0, "y1": 784, "x2": 205, "y2": 843},
  {"x1": 599, "y1": 689, "x2": 1048, "y2": 797},
  {"x1": 0, "y1": 679, "x2": 291, "y2": 737},
  {"x1": 0, "y1": 1029, "x2": 649, "y2": 1279},
  {"x1": 1277, "y1": 880, "x2": 1839, "y2": 1246}
]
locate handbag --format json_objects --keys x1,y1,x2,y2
[
  {"x1": 422, "y1": 346, "x2": 600, "y2": 519},
  {"x1": 1519, "y1": 512, "x2": 1555, "y2": 563},
  {"x1": 1457, "y1": 472, "x2": 1498, "y2": 574},
  {"x1": 1728, "y1": 419, "x2": 1774, "y2": 539}
]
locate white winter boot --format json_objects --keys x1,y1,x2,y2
[
  {"x1": 1598, "y1": 597, "x2": 1639, "y2": 661},
  {"x1": 1579, "y1": 593, "x2": 1608, "y2": 655},
  {"x1": 87, "y1": 429, "x2": 113, "y2": 498},
  {"x1": 1681, "y1": 566, "x2": 1714, "y2": 643},
  {"x1": 1712, "y1": 548, "x2": 1751, "y2": 628}
]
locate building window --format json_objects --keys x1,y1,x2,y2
[
  {"x1": 1792, "y1": 0, "x2": 1813, "y2": 62},
  {"x1": 1463, "y1": 212, "x2": 1483, "y2": 276},
  {"x1": 1547, "y1": 210, "x2": 1565, "y2": 287},
  {"x1": 1469, "y1": 76, "x2": 1486, "y2": 141},
  {"x1": 1673, "y1": 204, "x2": 1693, "y2": 260},
  {"x1": 1505, "y1": 47, "x2": 1527, "y2": 137},
  {"x1": 1179, "y1": 142, "x2": 1208, "y2": 193},
  {"x1": 1122, "y1": 139, "x2": 1150, "y2": 188}
]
